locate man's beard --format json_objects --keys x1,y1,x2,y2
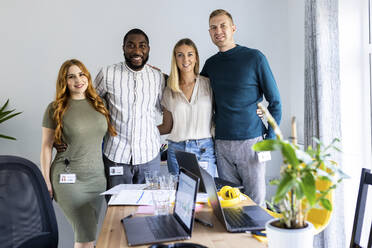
[{"x1": 124, "y1": 53, "x2": 149, "y2": 71}]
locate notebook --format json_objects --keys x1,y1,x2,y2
[
  {"x1": 199, "y1": 167, "x2": 273, "y2": 232},
  {"x1": 121, "y1": 168, "x2": 200, "y2": 246},
  {"x1": 175, "y1": 150, "x2": 242, "y2": 192}
]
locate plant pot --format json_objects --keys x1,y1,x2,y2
[{"x1": 265, "y1": 219, "x2": 314, "y2": 248}]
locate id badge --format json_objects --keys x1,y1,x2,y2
[
  {"x1": 109, "y1": 166, "x2": 124, "y2": 176},
  {"x1": 199, "y1": 161, "x2": 208, "y2": 170},
  {"x1": 59, "y1": 173, "x2": 76, "y2": 184},
  {"x1": 257, "y1": 151, "x2": 271, "y2": 162}
]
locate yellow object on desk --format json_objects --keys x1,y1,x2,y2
[
  {"x1": 250, "y1": 230, "x2": 268, "y2": 244},
  {"x1": 219, "y1": 186, "x2": 241, "y2": 200},
  {"x1": 207, "y1": 186, "x2": 242, "y2": 207}
]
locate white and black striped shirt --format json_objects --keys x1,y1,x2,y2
[{"x1": 94, "y1": 62, "x2": 165, "y2": 165}]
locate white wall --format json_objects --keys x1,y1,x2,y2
[
  {"x1": 0, "y1": 1, "x2": 304, "y2": 247},
  {"x1": 265, "y1": 0, "x2": 305, "y2": 200}
]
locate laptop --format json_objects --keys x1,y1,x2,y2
[
  {"x1": 175, "y1": 150, "x2": 242, "y2": 192},
  {"x1": 199, "y1": 167, "x2": 273, "y2": 232},
  {"x1": 121, "y1": 168, "x2": 200, "y2": 246}
]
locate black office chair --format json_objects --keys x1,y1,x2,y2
[
  {"x1": 0, "y1": 155, "x2": 58, "y2": 248},
  {"x1": 350, "y1": 168, "x2": 372, "y2": 248}
]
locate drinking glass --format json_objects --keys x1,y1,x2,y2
[
  {"x1": 152, "y1": 190, "x2": 171, "y2": 215},
  {"x1": 145, "y1": 171, "x2": 159, "y2": 189}
]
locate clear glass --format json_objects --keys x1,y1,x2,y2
[
  {"x1": 152, "y1": 190, "x2": 171, "y2": 215},
  {"x1": 159, "y1": 173, "x2": 178, "y2": 190},
  {"x1": 145, "y1": 170, "x2": 159, "y2": 189}
]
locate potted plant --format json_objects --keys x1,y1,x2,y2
[
  {"x1": 252, "y1": 103, "x2": 348, "y2": 248},
  {"x1": 0, "y1": 99, "x2": 22, "y2": 140}
]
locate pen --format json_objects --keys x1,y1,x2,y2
[
  {"x1": 136, "y1": 191, "x2": 144, "y2": 204},
  {"x1": 247, "y1": 230, "x2": 267, "y2": 237},
  {"x1": 195, "y1": 218, "x2": 213, "y2": 228},
  {"x1": 121, "y1": 213, "x2": 134, "y2": 222}
]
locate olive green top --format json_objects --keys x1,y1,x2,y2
[
  {"x1": 42, "y1": 98, "x2": 107, "y2": 242},
  {"x1": 43, "y1": 99, "x2": 108, "y2": 172}
]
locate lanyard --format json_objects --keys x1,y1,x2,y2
[{"x1": 64, "y1": 158, "x2": 71, "y2": 173}]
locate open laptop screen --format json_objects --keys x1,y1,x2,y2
[{"x1": 173, "y1": 171, "x2": 197, "y2": 230}]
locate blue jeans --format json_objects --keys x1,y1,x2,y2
[{"x1": 167, "y1": 138, "x2": 217, "y2": 177}]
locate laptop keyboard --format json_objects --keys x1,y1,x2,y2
[
  {"x1": 146, "y1": 216, "x2": 181, "y2": 239},
  {"x1": 223, "y1": 207, "x2": 253, "y2": 228}
]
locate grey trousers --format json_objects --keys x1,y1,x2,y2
[
  {"x1": 103, "y1": 154, "x2": 160, "y2": 201},
  {"x1": 215, "y1": 137, "x2": 266, "y2": 206}
]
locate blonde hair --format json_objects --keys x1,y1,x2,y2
[
  {"x1": 168, "y1": 38, "x2": 200, "y2": 93},
  {"x1": 53, "y1": 59, "x2": 116, "y2": 144},
  {"x1": 209, "y1": 9, "x2": 234, "y2": 24}
]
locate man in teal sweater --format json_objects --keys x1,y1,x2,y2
[{"x1": 201, "y1": 9, "x2": 282, "y2": 206}]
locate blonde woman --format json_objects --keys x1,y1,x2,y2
[
  {"x1": 159, "y1": 38, "x2": 217, "y2": 176},
  {"x1": 40, "y1": 59, "x2": 116, "y2": 248}
]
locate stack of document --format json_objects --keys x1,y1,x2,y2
[
  {"x1": 100, "y1": 184, "x2": 147, "y2": 195},
  {"x1": 101, "y1": 184, "x2": 208, "y2": 206},
  {"x1": 109, "y1": 189, "x2": 165, "y2": 205}
]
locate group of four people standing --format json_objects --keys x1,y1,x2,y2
[{"x1": 40, "y1": 9, "x2": 281, "y2": 248}]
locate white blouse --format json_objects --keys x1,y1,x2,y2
[{"x1": 161, "y1": 75, "x2": 214, "y2": 142}]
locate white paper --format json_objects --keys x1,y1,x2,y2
[
  {"x1": 109, "y1": 190, "x2": 154, "y2": 205},
  {"x1": 100, "y1": 184, "x2": 147, "y2": 195},
  {"x1": 108, "y1": 189, "x2": 176, "y2": 206},
  {"x1": 196, "y1": 193, "x2": 209, "y2": 203},
  {"x1": 107, "y1": 188, "x2": 209, "y2": 205}
]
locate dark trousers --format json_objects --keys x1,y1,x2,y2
[{"x1": 103, "y1": 153, "x2": 160, "y2": 202}]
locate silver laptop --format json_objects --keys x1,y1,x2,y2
[
  {"x1": 122, "y1": 168, "x2": 200, "y2": 246},
  {"x1": 199, "y1": 167, "x2": 273, "y2": 232}
]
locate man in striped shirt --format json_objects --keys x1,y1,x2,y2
[{"x1": 94, "y1": 29, "x2": 165, "y2": 189}]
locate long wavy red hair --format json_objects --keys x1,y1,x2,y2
[{"x1": 53, "y1": 59, "x2": 116, "y2": 144}]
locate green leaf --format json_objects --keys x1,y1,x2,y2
[
  {"x1": 318, "y1": 176, "x2": 332, "y2": 182},
  {"x1": 0, "y1": 111, "x2": 22, "y2": 124},
  {"x1": 301, "y1": 172, "x2": 316, "y2": 206},
  {"x1": 0, "y1": 134, "x2": 16, "y2": 140},
  {"x1": 294, "y1": 179, "x2": 304, "y2": 199},
  {"x1": 0, "y1": 99, "x2": 9, "y2": 113},
  {"x1": 269, "y1": 179, "x2": 280, "y2": 185},
  {"x1": 335, "y1": 168, "x2": 350, "y2": 179},
  {"x1": 306, "y1": 146, "x2": 316, "y2": 157},
  {"x1": 274, "y1": 173, "x2": 296, "y2": 203},
  {"x1": 312, "y1": 137, "x2": 322, "y2": 145},
  {"x1": 281, "y1": 143, "x2": 299, "y2": 166},
  {"x1": 295, "y1": 149, "x2": 313, "y2": 164},
  {"x1": 0, "y1": 110, "x2": 14, "y2": 120},
  {"x1": 252, "y1": 139, "x2": 281, "y2": 151},
  {"x1": 320, "y1": 198, "x2": 332, "y2": 211},
  {"x1": 332, "y1": 146, "x2": 342, "y2": 152},
  {"x1": 266, "y1": 200, "x2": 279, "y2": 213},
  {"x1": 315, "y1": 168, "x2": 333, "y2": 181},
  {"x1": 0, "y1": 99, "x2": 21, "y2": 141},
  {"x1": 324, "y1": 138, "x2": 341, "y2": 151}
]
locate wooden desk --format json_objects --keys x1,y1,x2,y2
[{"x1": 96, "y1": 197, "x2": 267, "y2": 248}]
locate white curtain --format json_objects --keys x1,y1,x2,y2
[{"x1": 304, "y1": 0, "x2": 345, "y2": 247}]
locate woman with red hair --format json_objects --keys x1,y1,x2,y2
[{"x1": 40, "y1": 59, "x2": 116, "y2": 248}]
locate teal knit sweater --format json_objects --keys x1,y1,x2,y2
[{"x1": 201, "y1": 45, "x2": 282, "y2": 140}]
